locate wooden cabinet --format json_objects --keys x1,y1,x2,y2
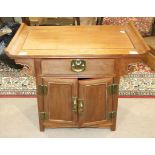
[
  {"x1": 5, "y1": 23, "x2": 155, "y2": 132},
  {"x1": 39, "y1": 77, "x2": 115, "y2": 129}
]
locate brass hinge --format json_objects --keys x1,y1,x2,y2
[
  {"x1": 37, "y1": 85, "x2": 48, "y2": 95},
  {"x1": 39, "y1": 112, "x2": 48, "y2": 120},
  {"x1": 108, "y1": 111, "x2": 117, "y2": 119},
  {"x1": 108, "y1": 84, "x2": 119, "y2": 95}
]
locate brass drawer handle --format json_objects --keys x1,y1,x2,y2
[
  {"x1": 72, "y1": 97, "x2": 78, "y2": 113},
  {"x1": 71, "y1": 59, "x2": 86, "y2": 72},
  {"x1": 78, "y1": 99, "x2": 84, "y2": 115}
]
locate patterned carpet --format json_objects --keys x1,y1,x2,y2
[
  {"x1": 0, "y1": 61, "x2": 155, "y2": 96},
  {"x1": 119, "y1": 63, "x2": 155, "y2": 96},
  {"x1": 0, "y1": 62, "x2": 36, "y2": 96}
]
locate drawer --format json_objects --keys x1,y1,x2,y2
[{"x1": 41, "y1": 59, "x2": 115, "y2": 75}]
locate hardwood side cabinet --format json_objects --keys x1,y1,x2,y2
[
  {"x1": 40, "y1": 77, "x2": 114, "y2": 128},
  {"x1": 35, "y1": 58, "x2": 118, "y2": 131},
  {"x1": 5, "y1": 23, "x2": 155, "y2": 131}
]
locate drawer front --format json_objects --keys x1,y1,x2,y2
[{"x1": 41, "y1": 59, "x2": 115, "y2": 76}]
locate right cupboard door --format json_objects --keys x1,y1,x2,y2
[{"x1": 78, "y1": 78, "x2": 113, "y2": 127}]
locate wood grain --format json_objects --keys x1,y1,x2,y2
[
  {"x1": 22, "y1": 26, "x2": 133, "y2": 50},
  {"x1": 143, "y1": 51, "x2": 155, "y2": 71},
  {"x1": 111, "y1": 77, "x2": 120, "y2": 131},
  {"x1": 125, "y1": 22, "x2": 150, "y2": 54},
  {"x1": 78, "y1": 78, "x2": 113, "y2": 127},
  {"x1": 41, "y1": 59, "x2": 114, "y2": 76},
  {"x1": 5, "y1": 23, "x2": 30, "y2": 55},
  {"x1": 43, "y1": 78, "x2": 78, "y2": 126},
  {"x1": 34, "y1": 59, "x2": 44, "y2": 131},
  {"x1": 5, "y1": 23, "x2": 151, "y2": 58}
]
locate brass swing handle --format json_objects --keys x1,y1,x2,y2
[
  {"x1": 72, "y1": 97, "x2": 78, "y2": 113},
  {"x1": 71, "y1": 59, "x2": 86, "y2": 72},
  {"x1": 72, "y1": 97, "x2": 84, "y2": 114}
]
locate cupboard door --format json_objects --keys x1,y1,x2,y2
[
  {"x1": 78, "y1": 78, "x2": 113, "y2": 127},
  {"x1": 43, "y1": 78, "x2": 78, "y2": 126}
]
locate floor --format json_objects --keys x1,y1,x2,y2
[{"x1": 0, "y1": 98, "x2": 155, "y2": 138}]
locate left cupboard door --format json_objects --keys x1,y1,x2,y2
[{"x1": 42, "y1": 78, "x2": 78, "y2": 128}]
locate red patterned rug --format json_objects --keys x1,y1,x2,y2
[
  {"x1": 0, "y1": 61, "x2": 36, "y2": 96},
  {"x1": 119, "y1": 63, "x2": 155, "y2": 97},
  {"x1": 0, "y1": 61, "x2": 155, "y2": 97}
]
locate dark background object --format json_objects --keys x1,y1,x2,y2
[{"x1": 0, "y1": 22, "x2": 23, "y2": 69}]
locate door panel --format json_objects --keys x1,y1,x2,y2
[
  {"x1": 78, "y1": 78, "x2": 113, "y2": 126},
  {"x1": 43, "y1": 78, "x2": 78, "y2": 125}
]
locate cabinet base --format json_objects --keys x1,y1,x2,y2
[{"x1": 39, "y1": 122, "x2": 116, "y2": 132}]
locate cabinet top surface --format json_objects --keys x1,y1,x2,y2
[{"x1": 5, "y1": 23, "x2": 150, "y2": 58}]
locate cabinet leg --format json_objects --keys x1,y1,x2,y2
[
  {"x1": 111, "y1": 123, "x2": 116, "y2": 131},
  {"x1": 111, "y1": 77, "x2": 119, "y2": 131},
  {"x1": 40, "y1": 126, "x2": 45, "y2": 132},
  {"x1": 39, "y1": 121, "x2": 45, "y2": 132}
]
